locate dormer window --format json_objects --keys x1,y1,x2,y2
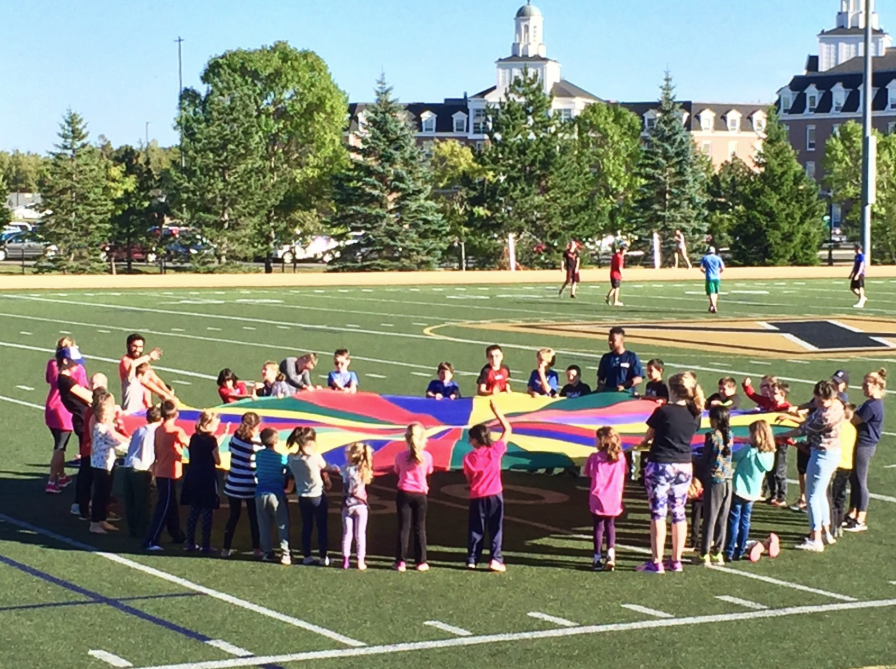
[
  {"x1": 832, "y1": 83, "x2": 846, "y2": 113},
  {"x1": 699, "y1": 110, "x2": 715, "y2": 132},
  {"x1": 421, "y1": 112, "x2": 436, "y2": 134},
  {"x1": 752, "y1": 112, "x2": 767, "y2": 133},
  {"x1": 644, "y1": 110, "x2": 657, "y2": 132},
  {"x1": 780, "y1": 92, "x2": 792, "y2": 113},
  {"x1": 806, "y1": 85, "x2": 819, "y2": 113},
  {"x1": 453, "y1": 112, "x2": 467, "y2": 134},
  {"x1": 887, "y1": 80, "x2": 896, "y2": 110},
  {"x1": 727, "y1": 116, "x2": 740, "y2": 132}
]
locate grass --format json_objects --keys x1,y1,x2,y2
[{"x1": 0, "y1": 277, "x2": 895, "y2": 668}]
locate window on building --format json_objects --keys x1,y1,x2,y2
[
  {"x1": 645, "y1": 115, "x2": 656, "y2": 131},
  {"x1": 807, "y1": 93, "x2": 818, "y2": 112},
  {"x1": 833, "y1": 91, "x2": 845, "y2": 112},
  {"x1": 890, "y1": 88, "x2": 896, "y2": 110},
  {"x1": 473, "y1": 109, "x2": 487, "y2": 135},
  {"x1": 888, "y1": 122, "x2": 896, "y2": 135},
  {"x1": 422, "y1": 141, "x2": 435, "y2": 159},
  {"x1": 833, "y1": 123, "x2": 842, "y2": 136},
  {"x1": 807, "y1": 125, "x2": 817, "y2": 151},
  {"x1": 780, "y1": 94, "x2": 792, "y2": 113},
  {"x1": 728, "y1": 141, "x2": 738, "y2": 159},
  {"x1": 754, "y1": 116, "x2": 766, "y2": 133},
  {"x1": 701, "y1": 141, "x2": 712, "y2": 157},
  {"x1": 727, "y1": 116, "x2": 740, "y2": 132},
  {"x1": 556, "y1": 109, "x2": 573, "y2": 121},
  {"x1": 805, "y1": 161, "x2": 816, "y2": 180},
  {"x1": 700, "y1": 113, "x2": 713, "y2": 132},
  {"x1": 454, "y1": 116, "x2": 466, "y2": 133},
  {"x1": 421, "y1": 115, "x2": 436, "y2": 133}
]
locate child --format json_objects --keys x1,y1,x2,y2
[
  {"x1": 90, "y1": 393, "x2": 131, "y2": 535},
  {"x1": 707, "y1": 377, "x2": 741, "y2": 410},
  {"x1": 643, "y1": 359, "x2": 669, "y2": 402},
  {"x1": 217, "y1": 368, "x2": 255, "y2": 404},
  {"x1": 180, "y1": 411, "x2": 225, "y2": 553},
  {"x1": 280, "y1": 354, "x2": 319, "y2": 392},
  {"x1": 287, "y1": 427, "x2": 331, "y2": 566},
  {"x1": 122, "y1": 405, "x2": 162, "y2": 539},
  {"x1": 255, "y1": 428, "x2": 291, "y2": 565},
  {"x1": 144, "y1": 400, "x2": 189, "y2": 551},
  {"x1": 393, "y1": 422, "x2": 434, "y2": 571},
  {"x1": 122, "y1": 363, "x2": 154, "y2": 415},
  {"x1": 560, "y1": 365, "x2": 592, "y2": 398},
  {"x1": 742, "y1": 375, "x2": 779, "y2": 410},
  {"x1": 257, "y1": 361, "x2": 293, "y2": 398},
  {"x1": 426, "y1": 362, "x2": 461, "y2": 400},
  {"x1": 699, "y1": 405, "x2": 734, "y2": 565},
  {"x1": 341, "y1": 442, "x2": 374, "y2": 570},
  {"x1": 605, "y1": 243, "x2": 626, "y2": 307},
  {"x1": 477, "y1": 345, "x2": 511, "y2": 396},
  {"x1": 830, "y1": 404, "x2": 857, "y2": 538},
  {"x1": 328, "y1": 349, "x2": 359, "y2": 393},
  {"x1": 527, "y1": 348, "x2": 559, "y2": 398},
  {"x1": 583, "y1": 426, "x2": 627, "y2": 571},
  {"x1": 726, "y1": 420, "x2": 776, "y2": 562},
  {"x1": 463, "y1": 401, "x2": 512, "y2": 572},
  {"x1": 221, "y1": 412, "x2": 263, "y2": 559}
]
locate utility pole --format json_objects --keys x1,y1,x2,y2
[
  {"x1": 861, "y1": 0, "x2": 875, "y2": 264},
  {"x1": 145, "y1": 121, "x2": 150, "y2": 152},
  {"x1": 176, "y1": 36, "x2": 185, "y2": 170}
]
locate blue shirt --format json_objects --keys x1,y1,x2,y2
[
  {"x1": 527, "y1": 368, "x2": 559, "y2": 396},
  {"x1": 426, "y1": 379, "x2": 461, "y2": 398},
  {"x1": 597, "y1": 350, "x2": 644, "y2": 391},
  {"x1": 855, "y1": 398, "x2": 884, "y2": 449},
  {"x1": 701, "y1": 254, "x2": 724, "y2": 280},
  {"x1": 255, "y1": 448, "x2": 287, "y2": 496},
  {"x1": 852, "y1": 252, "x2": 865, "y2": 276},
  {"x1": 328, "y1": 370, "x2": 359, "y2": 390}
]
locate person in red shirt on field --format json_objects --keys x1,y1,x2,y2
[
  {"x1": 558, "y1": 240, "x2": 581, "y2": 299},
  {"x1": 605, "y1": 243, "x2": 627, "y2": 307},
  {"x1": 743, "y1": 376, "x2": 794, "y2": 508},
  {"x1": 477, "y1": 345, "x2": 512, "y2": 396}
]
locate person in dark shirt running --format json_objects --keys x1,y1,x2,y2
[
  {"x1": 849, "y1": 244, "x2": 867, "y2": 309},
  {"x1": 596, "y1": 327, "x2": 644, "y2": 393},
  {"x1": 558, "y1": 240, "x2": 581, "y2": 299}
]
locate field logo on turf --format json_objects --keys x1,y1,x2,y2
[{"x1": 463, "y1": 318, "x2": 896, "y2": 357}]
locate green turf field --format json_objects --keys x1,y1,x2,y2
[{"x1": 0, "y1": 277, "x2": 895, "y2": 669}]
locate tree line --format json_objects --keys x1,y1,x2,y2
[{"x1": 9, "y1": 42, "x2": 893, "y2": 273}]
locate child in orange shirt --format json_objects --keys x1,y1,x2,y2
[{"x1": 144, "y1": 400, "x2": 189, "y2": 550}]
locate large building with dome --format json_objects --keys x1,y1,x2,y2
[{"x1": 347, "y1": 2, "x2": 768, "y2": 170}]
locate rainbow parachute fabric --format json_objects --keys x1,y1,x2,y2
[{"x1": 121, "y1": 391, "x2": 805, "y2": 473}]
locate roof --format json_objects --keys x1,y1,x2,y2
[
  {"x1": 618, "y1": 101, "x2": 769, "y2": 132},
  {"x1": 470, "y1": 85, "x2": 497, "y2": 99},
  {"x1": 824, "y1": 47, "x2": 896, "y2": 74},
  {"x1": 781, "y1": 52, "x2": 896, "y2": 114},
  {"x1": 516, "y1": 2, "x2": 541, "y2": 18},
  {"x1": 551, "y1": 80, "x2": 601, "y2": 101},
  {"x1": 496, "y1": 55, "x2": 555, "y2": 64},
  {"x1": 819, "y1": 27, "x2": 885, "y2": 36},
  {"x1": 347, "y1": 99, "x2": 470, "y2": 134}
]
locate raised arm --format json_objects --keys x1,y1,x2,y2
[{"x1": 490, "y1": 399, "x2": 512, "y2": 442}]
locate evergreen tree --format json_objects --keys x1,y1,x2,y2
[
  {"x1": 40, "y1": 111, "x2": 115, "y2": 273},
  {"x1": 0, "y1": 173, "x2": 10, "y2": 228},
  {"x1": 330, "y1": 75, "x2": 447, "y2": 271},
  {"x1": 633, "y1": 72, "x2": 707, "y2": 262},
  {"x1": 730, "y1": 108, "x2": 824, "y2": 266}
]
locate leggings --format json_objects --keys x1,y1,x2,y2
[
  {"x1": 592, "y1": 514, "x2": 616, "y2": 557},
  {"x1": 222, "y1": 496, "x2": 260, "y2": 551},
  {"x1": 341, "y1": 504, "x2": 368, "y2": 561},
  {"x1": 395, "y1": 490, "x2": 428, "y2": 565},
  {"x1": 186, "y1": 507, "x2": 214, "y2": 549},
  {"x1": 91, "y1": 468, "x2": 112, "y2": 523},
  {"x1": 849, "y1": 445, "x2": 876, "y2": 512},
  {"x1": 299, "y1": 495, "x2": 330, "y2": 559},
  {"x1": 75, "y1": 454, "x2": 93, "y2": 519},
  {"x1": 701, "y1": 480, "x2": 733, "y2": 557}
]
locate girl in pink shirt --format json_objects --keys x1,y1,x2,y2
[
  {"x1": 462, "y1": 400, "x2": 512, "y2": 572},
  {"x1": 393, "y1": 422, "x2": 434, "y2": 572},
  {"x1": 45, "y1": 337, "x2": 88, "y2": 492},
  {"x1": 583, "y1": 426, "x2": 627, "y2": 571}
]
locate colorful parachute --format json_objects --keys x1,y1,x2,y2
[{"x1": 121, "y1": 391, "x2": 806, "y2": 474}]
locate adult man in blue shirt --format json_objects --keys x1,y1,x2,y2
[
  {"x1": 597, "y1": 327, "x2": 644, "y2": 393},
  {"x1": 700, "y1": 246, "x2": 725, "y2": 314},
  {"x1": 849, "y1": 244, "x2": 867, "y2": 309}
]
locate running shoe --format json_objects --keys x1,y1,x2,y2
[
  {"x1": 392, "y1": 561, "x2": 407, "y2": 572},
  {"x1": 593, "y1": 559, "x2": 605, "y2": 571},
  {"x1": 57, "y1": 475, "x2": 73, "y2": 488},
  {"x1": 604, "y1": 560, "x2": 616, "y2": 572},
  {"x1": 823, "y1": 531, "x2": 837, "y2": 546},
  {"x1": 636, "y1": 560, "x2": 665, "y2": 574},
  {"x1": 280, "y1": 553, "x2": 292, "y2": 566},
  {"x1": 45, "y1": 481, "x2": 61, "y2": 494},
  {"x1": 146, "y1": 544, "x2": 164, "y2": 552},
  {"x1": 712, "y1": 552, "x2": 725, "y2": 565},
  {"x1": 488, "y1": 560, "x2": 506, "y2": 573},
  {"x1": 220, "y1": 548, "x2": 235, "y2": 558},
  {"x1": 843, "y1": 521, "x2": 868, "y2": 533},
  {"x1": 794, "y1": 538, "x2": 824, "y2": 553},
  {"x1": 302, "y1": 556, "x2": 315, "y2": 566},
  {"x1": 342, "y1": 557, "x2": 351, "y2": 570},
  {"x1": 765, "y1": 533, "x2": 780, "y2": 559},
  {"x1": 416, "y1": 562, "x2": 430, "y2": 572},
  {"x1": 357, "y1": 560, "x2": 367, "y2": 571},
  {"x1": 699, "y1": 554, "x2": 711, "y2": 567},
  {"x1": 664, "y1": 559, "x2": 684, "y2": 573}
]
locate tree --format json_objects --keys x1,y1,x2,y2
[
  {"x1": 0, "y1": 173, "x2": 10, "y2": 228},
  {"x1": 706, "y1": 157, "x2": 753, "y2": 250},
  {"x1": 198, "y1": 43, "x2": 348, "y2": 259},
  {"x1": 173, "y1": 77, "x2": 269, "y2": 264},
  {"x1": 0, "y1": 150, "x2": 48, "y2": 192},
  {"x1": 729, "y1": 108, "x2": 824, "y2": 266},
  {"x1": 572, "y1": 102, "x2": 643, "y2": 236},
  {"x1": 39, "y1": 111, "x2": 115, "y2": 273},
  {"x1": 632, "y1": 72, "x2": 708, "y2": 262},
  {"x1": 329, "y1": 75, "x2": 447, "y2": 271},
  {"x1": 466, "y1": 69, "x2": 591, "y2": 268}
]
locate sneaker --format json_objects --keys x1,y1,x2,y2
[
  {"x1": 613, "y1": 302, "x2": 624, "y2": 307},
  {"x1": 65, "y1": 456, "x2": 81, "y2": 468},
  {"x1": 220, "y1": 549, "x2": 235, "y2": 558},
  {"x1": 357, "y1": 560, "x2": 367, "y2": 571},
  {"x1": 794, "y1": 538, "x2": 824, "y2": 553},
  {"x1": 712, "y1": 552, "x2": 725, "y2": 565},
  {"x1": 823, "y1": 532, "x2": 837, "y2": 546},
  {"x1": 70, "y1": 503, "x2": 81, "y2": 516},
  {"x1": 146, "y1": 544, "x2": 164, "y2": 552},
  {"x1": 604, "y1": 560, "x2": 616, "y2": 572},
  {"x1": 664, "y1": 560, "x2": 684, "y2": 573},
  {"x1": 592, "y1": 559, "x2": 605, "y2": 571},
  {"x1": 488, "y1": 560, "x2": 506, "y2": 573},
  {"x1": 320, "y1": 557, "x2": 330, "y2": 567},
  {"x1": 302, "y1": 557, "x2": 315, "y2": 566},
  {"x1": 280, "y1": 553, "x2": 292, "y2": 566},
  {"x1": 342, "y1": 557, "x2": 351, "y2": 570},
  {"x1": 699, "y1": 554, "x2": 711, "y2": 567},
  {"x1": 253, "y1": 549, "x2": 264, "y2": 559},
  {"x1": 843, "y1": 521, "x2": 868, "y2": 533},
  {"x1": 200, "y1": 546, "x2": 217, "y2": 555},
  {"x1": 393, "y1": 561, "x2": 407, "y2": 572},
  {"x1": 57, "y1": 475, "x2": 73, "y2": 488},
  {"x1": 45, "y1": 482, "x2": 61, "y2": 494},
  {"x1": 185, "y1": 544, "x2": 199, "y2": 552},
  {"x1": 769, "y1": 499, "x2": 788, "y2": 508},
  {"x1": 106, "y1": 512, "x2": 122, "y2": 522},
  {"x1": 789, "y1": 501, "x2": 807, "y2": 513},
  {"x1": 89, "y1": 522, "x2": 107, "y2": 534},
  {"x1": 466, "y1": 562, "x2": 477, "y2": 570},
  {"x1": 416, "y1": 562, "x2": 430, "y2": 572},
  {"x1": 748, "y1": 541, "x2": 765, "y2": 563},
  {"x1": 636, "y1": 560, "x2": 665, "y2": 574},
  {"x1": 765, "y1": 533, "x2": 780, "y2": 559},
  {"x1": 262, "y1": 552, "x2": 277, "y2": 563}
]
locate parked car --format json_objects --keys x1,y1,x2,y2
[
  {"x1": 274, "y1": 235, "x2": 355, "y2": 264},
  {"x1": 0, "y1": 231, "x2": 56, "y2": 261}
]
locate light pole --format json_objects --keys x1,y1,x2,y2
[{"x1": 860, "y1": 0, "x2": 875, "y2": 264}]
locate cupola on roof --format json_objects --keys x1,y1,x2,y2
[{"x1": 516, "y1": 2, "x2": 541, "y2": 18}]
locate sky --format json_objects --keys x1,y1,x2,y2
[{"x1": 0, "y1": 0, "x2": 852, "y2": 153}]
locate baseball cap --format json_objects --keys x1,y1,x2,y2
[
  {"x1": 708, "y1": 246, "x2": 717, "y2": 254},
  {"x1": 832, "y1": 369, "x2": 850, "y2": 386},
  {"x1": 58, "y1": 345, "x2": 85, "y2": 364}
]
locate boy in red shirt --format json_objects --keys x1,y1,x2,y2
[
  {"x1": 477, "y1": 345, "x2": 512, "y2": 396},
  {"x1": 463, "y1": 401, "x2": 512, "y2": 572},
  {"x1": 144, "y1": 400, "x2": 188, "y2": 550},
  {"x1": 605, "y1": 243, "x2": 627, "y2": 307},
  {"x1": 743, "y1": 377, "x2": 794, "y2": 507}
]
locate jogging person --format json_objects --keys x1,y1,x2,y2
[
  {"x1": 558, "y1": 240, "x2": 581, "y2": 299},
  {"x1": 674, "y1": 229, "x2": 692, "y2": 269},
  {"x1": 605, "y1": 243, "x2": 627, "y2": 307},
  {"x1": 700, "y1": 246, "x2": 725, "y2": 313},
  {"x1": 849, "y1": 244, "x2": 867, "y2": 309}
]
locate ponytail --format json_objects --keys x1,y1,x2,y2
[
  {"x1": 669, "y1": 371, "x2": 705, "y2": 419},
  {"x1": 709, "y1": 404, "x2": 732, "y2": 457},
  {"x1": 404, "y1": 422, "x2": 426, "y2": 465}
]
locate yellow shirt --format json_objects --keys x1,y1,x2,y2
[{"x1": 838, "y1": 422, "x2": 856, "y2": 470}]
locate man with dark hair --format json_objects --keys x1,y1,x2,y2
[
  {"x1": 596, "y1": 327, "x2": 644, "y2": 393},
  {"x1": 118, "y1": 333, "x2": 175, "y2": 405},
  {"x1": 849, "y1": 244, "x2": 867, "y2": 309}
]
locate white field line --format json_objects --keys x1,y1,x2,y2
[
  {"x1": 715, "y1": 595, "x2": 768, "y2": 610},
  {"x1": 0, "y1": 514, "x2": 365, "y2": 648},
  {"x1": 620, "y1": 604, "x2": 673, "y2": 619},
  {"x1": 0, "y1": 394, "x2": 43, "y2": 410},
  {"x1": 785, "y1": 477, "x2": 896, "y2": 504},
  {"x1": 205, "y1": 641, "x2": 253, "y2": 657},
  {"x1": 134, "y1": 599, "x2": 896, "y2": 669},
  {"x1": 365, "y1": 373, "x2": 387, "y2": 379},
  {"x1": 527, "y1": 612, "x2": 578, "y2": 627},
  {"x1": 15, "y1": 385, "x2": 34, "y2": 391},
  {"x1": 709, "y1": 565, "x2": 856, "y2": 601},
  {"x1": 88, "y1": 650, "x2": 133, "y2": 667},
  {"x1": 423, "y1": 621, "x2": 472, "y2": 637}
]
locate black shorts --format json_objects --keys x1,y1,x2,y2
[
  {"x1": 50, "y1": 427, "x2": 72, "y2": 452},
  {"x1": 850, "y1": 276, "x2": 865, "y2": 291},
  {"x1": 796, "y1": 448, "x2": 810, "y2": 476},
  {"x1": 610, "y1": 278, "x2": 621, "y2": 289}
]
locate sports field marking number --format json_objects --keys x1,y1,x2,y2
[{"x1": 439, "y1": 484, "x2": 569, "y2": 506}]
